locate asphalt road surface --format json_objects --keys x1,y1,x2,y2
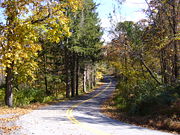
[{"x1": 10, "y1": 76, "x2": 175, "y2": 135}]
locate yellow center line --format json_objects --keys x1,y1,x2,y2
[{"x1": 66, "y1": 80, "x2": 112, "y2": 135}]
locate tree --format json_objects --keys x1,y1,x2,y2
[
  {"x1": 0, "y1": 0, "x2": 82, "y2": 107},
  {"x1": 144, "y1": 0, "x2": 180, "y2": 84},
  {"x1": 62, "y1": 0, "x2": 103, "y2": 97}
]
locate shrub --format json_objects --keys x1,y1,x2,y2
[
  {"x1": 114, "y1": 79, "x2": 180, "y2": 116},
  {"x1": 0, "y1": 88, "x2": 5, "y2": 106},
  {"x1": 14, "y1": 88, "x2": 45, "y2": 106}
]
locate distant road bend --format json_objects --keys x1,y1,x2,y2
[{"x1": 11, "y1": 76, "x2": 174, "y2": 135}]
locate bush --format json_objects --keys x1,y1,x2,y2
[
  {"x1": 14, "y1": 88, "x2": 45, "y2": 106},
  {"x1": 0, "y1": 88, "x2": 5, "y2": 106},
  {"x1": 114, "y1": 79, "x2": 180, "y2": 115},
  {"x1": 42, "y1": 96, "x2": 56, "y2": 103}
]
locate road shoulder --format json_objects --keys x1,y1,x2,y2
[{"x1": 101, "y1": 90, "x2": 179, "y2": 135}]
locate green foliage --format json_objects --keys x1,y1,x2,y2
[
  {"x1": 42, "y1": 96, "x2": 56, "y2": 103},
  {"x1": 107, "y1": 2, "x2": 179, "y2": 119},
  {"x1": 116, "y1": 21, "x2": 142, "y2": 46},
  {"x1": 0, "y1": 88, "x2": 5, "y2": 106},
  {"x1": 0, "y1": 0, "x2": 102, "y2": 107},
  {"x1": 67, "y1": 0, "x2": 103, "y2": 59},
  {"x1": 12, "y1": 72, "x2": 66, "y2": 106},
  {"x1": 114, "y1": 79, "x2": 180, "y2": 115},
  {"x1": 13, "y1": 88, "x2": 61, "y2": 106},
  {"x1": 14, "y1": 88, "x2": 44, "y2": 106}
]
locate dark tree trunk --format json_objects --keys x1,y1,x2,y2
[
  {"x1": 165, "y1": 0, "x2": 180, "y2": 82},
  {"x1": 75, "y1": 56, "x2": 79, "y2": 96},
  {"x1": 70, "y1": 53, "x2": 76, "y2": 97},
  {"x1": 173, "y1": 40, "x2": 178, "y2": 79},
  {"x1": 70, "y1": 65, "x2": 74, "y2": 97},
  {"x1": 43, "y1": 53, "x2": 50, "y2": 96},
  {"x1": 172, "y1": 22, "x2": 178, "y2": 81},
  {"x1": 65, "y1": 48, "x2": 70, "y2": 98},
  {"x1": 177, "y1": 1, "x2": 180, "y2": 80},
  {"x1": 141, "y1": 58, "x2": 161, "y2": 85},
  {"x1": 93, "y1": 66, "x2": 96, "y2": 86},
  {"x1": 91, "y1": 65, "x2": 95, "y2": 88},
  {"x1": 172, "y1": 0, "x2": 179, "y2": 80},
  {"x1": 177, "y1": 40, "x2": 180, "y2": 80},
  {"x1": 44, "y1": 75, "x2": 49, "y2": 95},
  {"x1": 87, "y1": 66, "x2": 92, "y2": 89},
  {"x1": 160, "y1": 50, "x2": 168, "y2": 84},
  {"x1": 86, "y1": 66, "x2": 91, "y2": 91},
  {"x1": 5, "y1": 67, "x2": 14, "y2": 107},
  {"x1": 5, "y1": 8, "x2": 14, "y2": 107}
]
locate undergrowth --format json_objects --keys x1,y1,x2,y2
[
  {"x1": 108, "y1": 77, "x2": 180, "y2": 133},
  {"x1": 114, "y1": 79, "x2": 180, "y2": 116},
  {"x1": 0, "y1": 87, "x2": 65, "y2": 107}
]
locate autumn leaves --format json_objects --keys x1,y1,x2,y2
[{"x1": 0, "y1": 0, "x2": 82, "y2": 106}]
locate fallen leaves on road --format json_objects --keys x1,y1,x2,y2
[
  {"x1": 0, "y1": 126, "x2": 21, "y2": 134},
  {"x1": 0, "y1": 103, "x2": 48, "y2": 134}
]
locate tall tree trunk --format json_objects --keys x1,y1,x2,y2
[
  {"x1": 160, "y1": 50, "x2": 168, "y2": 84},
  {"x1": 87, "y1": 66, "x2": 91, "y2": 89},
  {"x1": 5, "y1": 4, "x2": 15, "y2": 107},
  {"x1": 70, "y1": 53, "x2": 76, "y2": 97},
  {"x1": 91, "y1": 65, "x2": 96, "y2": 88},
  {"x1": 44, "y1": 75, "x2": 49, "y2": 95},
  {"x1": 75, "y1": 56, "x2": 79, "y2": 96},
  {"x1": 93, "y1": 65, "x2": 96, "y2": 86},
  {"x1": 5, "y1": 67, "x2": 14, "y2": 107},
  {"x1": 171, "y1": 0, "x2": 179, "y2": 81},
  {"x1": 83, "y1": 67, "x2": 87, "y2": 93},
  {"x1": 177, "y1": 0, "x2": 180, "y2": 80},
  {"x1": 86, "y1": 66, "x2": 90, "y2": 90},
  {"x1": 91, "y1": 69, "x2": 94, "y2": 89},
  {"x1": 43, "y1": 53, "x2": 50, "y2": 95},
  {"x1": 177, "y1": 40, "x2": 180, "y2": 80},
  {"x1": 172, "y1": 7, "x2": 178, "y2": 80},
  {"x1": 65, "y1": 48, "x2": 70, "y2": 98}
]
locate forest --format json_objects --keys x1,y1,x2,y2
[
  {"x1": 0, "y1": 0, "x2": 104, "y2": 107},
  {"x1": 0, "y1": 0, "x2": 179, "y2": 134},
  {"x1": 105, "y1": 0, "x2": 180, "y2": 132}
]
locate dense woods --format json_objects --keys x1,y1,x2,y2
[
  {"x1": 104, "y1": 0, "x2": 179, "y2": 132},
  {"x1": 0, "y1": 0, "x2": 103, "y2": 107}
]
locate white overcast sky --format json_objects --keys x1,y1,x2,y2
[{"x1": 94, "y1": 0, "x2": 148, "y2": 43}]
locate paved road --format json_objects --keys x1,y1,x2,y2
[{"x1": 10, "y1": 76, "x2": 175, "y2": 135}]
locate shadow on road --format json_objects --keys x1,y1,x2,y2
[{"x1": 38, "y1": 76, "x2": 154, "y2": 132}]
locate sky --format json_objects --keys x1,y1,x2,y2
[
  {"x1": 94, "y1": 0, "x2": 148, "y2": 43},
  {"x1": 0, "y1": 0, "x2": 148, "y2": 43},
  {"x1": 0, "y1": 8, "x2": 5, "y2": 24}
]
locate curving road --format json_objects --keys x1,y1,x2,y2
[{"x1": 10, "y1": 76, "x2": 175, "y2": 135}]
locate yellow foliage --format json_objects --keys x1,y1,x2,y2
[
  {"x1": 96, "y1": 71, "x2": 103, "y2": 79},
  {"x1": 110, "y1": 61, "x2": 122, "y2": 70},
  {"x1": 0, "y1": 0, "x2": 82, "y2": 82}
]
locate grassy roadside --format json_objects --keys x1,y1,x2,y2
[{"x1": 101, "y1": 89, "x2": 180, "y2": 135}]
